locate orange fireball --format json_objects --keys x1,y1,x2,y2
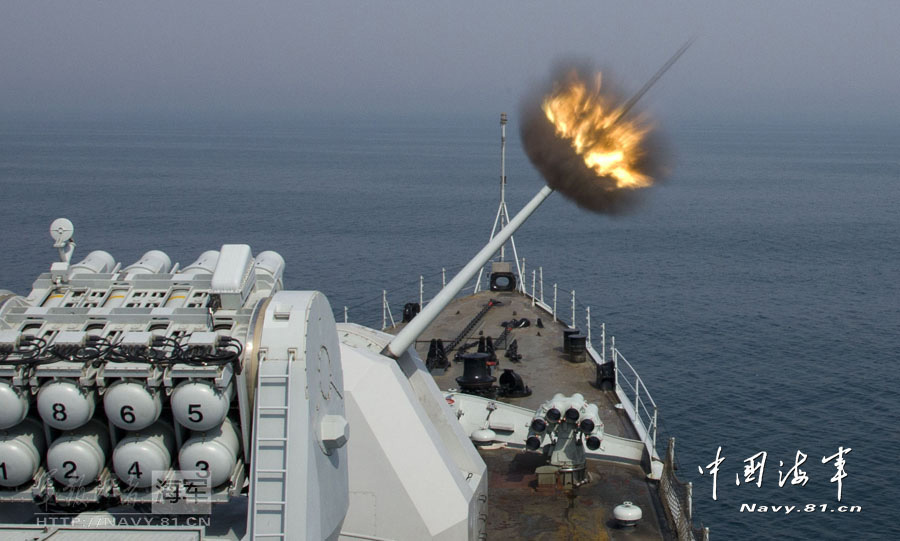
[{"x1": 541, "y1": 71, "x2": 653, "y2": 190}]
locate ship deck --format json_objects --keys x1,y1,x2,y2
[
  {"x1": 390, "y1": 290, "x2": 638, "y2": 440},
  {"x1": 387, "y1": 289, "x2": 674, "y2": 540}
]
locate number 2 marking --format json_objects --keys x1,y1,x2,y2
[{"x1": 62, "y1": 461, "x2": 77, "y2": 479}]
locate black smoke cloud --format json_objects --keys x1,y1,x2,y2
[{"x1": 519, "y1": 61, "x2": 669, "y2": 215}]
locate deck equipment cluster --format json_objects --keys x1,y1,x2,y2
[
  {"x1": 526, "y1": 393, "x2": 603, "y2": 484},
  {"x1": 0, "y1": 219, "x2": 285, "y2": 507}
]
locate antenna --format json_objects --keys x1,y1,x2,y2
[
  {"x1": 49, "y1": 218, "x2": 75, "y2": 263},
  {"x1": 474, "y1": 113, "x2": 526, "y2": 293}
]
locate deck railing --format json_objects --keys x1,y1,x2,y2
[
  {"x1": 610, "y1": 344, "x2": 659, "y2": 457},
  {"x1": 660, "y1": 438, "x2": 710, "y2": 541}
]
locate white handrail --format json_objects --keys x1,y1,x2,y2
[{"x1": 612, "y1": 345, "x2": 659, "y2": 455}]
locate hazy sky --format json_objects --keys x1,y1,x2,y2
[{"x1": 2, "y1": 1, "x2": 898, "y2": 122}]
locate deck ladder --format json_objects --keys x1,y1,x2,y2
[{"x1": 251, "y1": 357, "x2": 294, "y2": 540}]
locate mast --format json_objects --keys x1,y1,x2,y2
[
  {"x1": 474, "y1": 113, "x2": 526, "y2": 293},
  {"x1": 500, "y1": 112, "x2": 507, "y2": 262}
]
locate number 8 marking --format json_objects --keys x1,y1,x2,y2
[{"x1": 52, "y1": 403, "x2": 67, "y2": 422}]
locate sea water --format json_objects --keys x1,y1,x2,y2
[{"x1": 1, "y1": 113, "x2": 897, "y2": 539}]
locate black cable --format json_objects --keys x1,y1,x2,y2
[
  {"x1": 105, "y1": 343, "x2": 146, "y2": 364},
  {"x1": 150, "y1": 335, "x2": 184, "y2": 364},
  {"x1": 178, "y1": 334, "x2": 243, "y2": 374},
  {"x1": 3, "y1": 335, "x2": 48, "y2": 365},
  {"x1": 73, "y1": 335, "x2": 114, "y2": 363},
  {"x1": 40, "y1": 334, "x2": 115, "y2": 366},
  {"x1": 106, "y1": 335, "x2": 183, "y2": 366}
]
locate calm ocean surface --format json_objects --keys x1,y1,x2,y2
[{"x1": 1, "y1": 114, "x2": 897, "y2": 539}]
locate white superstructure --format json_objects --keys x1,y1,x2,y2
[{"x1": 0, "y1": 220, "x2": 490, "y2": 540}]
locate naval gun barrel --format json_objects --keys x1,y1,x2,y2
[
  {"x1": 610, "y1": 37, "x2": 694, "y2": 126},
  {"x1": 384, "y1": 185, "x2": 554, "y2": 359}
]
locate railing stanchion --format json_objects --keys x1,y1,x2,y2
[
  {"x1": 553, "y1": 283, "x2": 557, "y2": 322},
  {"x1": 419, "y1": 275, "x2": 424, "y2": 307},
  {"x1": 586, "y1": 307, "x2": 591, "y2": 344},
  {"x1": 687, "y1": 481, "x2": 693, "y2": 522},
  {"x1": 571, "y1": 290, "x2": 576, "y2": 328},
  {"x1": 382, "y1": 290, "x2": 387, "y2": 330},
  {"x1": 635, "y1": 390, "x2": 642, "y2": 443},
  {"x1": 442, "y1": 267, "x2": 446, "y2": 288},
  {"x1": 611, "y1": 336, "x2": 617, "y2": 388},
  {"x1": 539, "y1": 267, "x2": 544, "y2": 303},
  {"x1": 601, "y1": 323, "x2": 606, "y2": 363},
  {"x1": 521, "y1": 257, "x2": 526, "y2": 293},
  {"x1": 344, "y1": 306, "x2": 348, "y2": 323},
  {"x1": 531, "y1": 269, "x2": 536, "y2": 306},
  {"x1": 635, "y1": 375, "x2": 641, "y2": 413}
]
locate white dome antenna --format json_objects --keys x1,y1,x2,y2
[{"x1": 49, "y1": 218, "x2": 75, "y2": 264}]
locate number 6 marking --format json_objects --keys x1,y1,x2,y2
[{"x1": 120, "y1": 405, "x2": 135, "y2": 424}]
